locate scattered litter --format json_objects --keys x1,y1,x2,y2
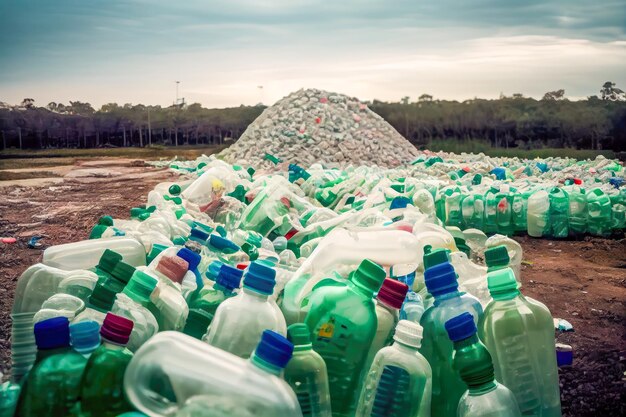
[
  {"x1": 556, "y1": 343, "x2": 573, "y2": 367},
  {"x1": 27, "y1": 236, "x2": 44, "y2": 249},
  {"x1": 1, "y1": 237, "x2": 17, "y2": 244}
]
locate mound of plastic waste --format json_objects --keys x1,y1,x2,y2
[{"x1": 218, "y1": 88, "x2": 420, "y2": 168}]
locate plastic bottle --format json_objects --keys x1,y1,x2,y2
[
  {"x1": 205, "y1": 261, "x2": 287, "y2": 358},
  {"x1": 485, "y1": 235, "x2": 523, "y2": 283},
  {"x1": 479, "y1": 268, "x2": 562, "y2": 417},
  {"x1": 586, "y1": 188, "x2": 612, "y2": 236},
  {"x1": 79, "y1": 313, "x2": 135, "y2": 417},
  {"x1": 69, "y1": 320, "x2": 101, "y2": 358},
  {"x1": 111, "y1": 270, "x2": 159, "y2": 351},
  {"x1": 304, "y1": 259, "x2": 387, "y2": 417},
  {"x1": 124, "y1": 331, "x2": 303, "y2": 417},
  {"x1": 148, "y1": 255, "x2": 190, "y2": 331},
  {"x1": 0, "y1": 375, "x2": 20, "y2": 417},
  {"x1": 14, "y1": 317, "x2": 86, "y2": 417},
  {"x1": 445, "y1": 312, "x2": 522, "y2": 417},
  {"x1": 526, "y1": 190, "x2": 549, "y2": 237},
  {"x1": 187, "y1": 264, "x2": 243, "y2": 324},
  {"x1": 419, "y1": 262, "x2": 483, "y2": 417},
  {"x1": 548, "y1": 187, "x2": 569, "y2": 238},
  {"x1": 399, "y1": 291, "x2": 425, "y2": 324},
  {"x1": 566, "y1": 186, "x2": 587, "y2": 236},
  {"x1": 43, "y1": 236, "x2": 146, "y2": 270},
  {"x1": 356, "y1": 320, "x2": 432, "y2": 417},
  {"x1": 364, "y1": 278, "x2": 408, "y2": 370},
  {"x1": 32, "y1": 293, "x2": 85, "y2": 323},
  {"x1": 285, "y1": 324, "x2": 332, "y2": 417},
  {"x1": 74, "y1": 276, "x2": 125, "y2": 325}
]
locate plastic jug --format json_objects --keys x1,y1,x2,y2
[
  {"x1": 14, "y1": 317, "x2": 86, "y2": 417},
  {"x1": 43, "y1": 237, "x2": 146, "y2": 270},
  {"x1": 586, "y1": 188, "x2": 612, "y2": 236},
  {"x1": 445, "y1": 313, "x2": 522, "y2": 417},
  {"x1": 282, "y1": 228, "x2": 421, "y2": 325},
  {"x1": 205, "y1": 261, "x2": 287, "y2": 358},
  {"x1": 566, "y1": 186, "x2": 587, "y2": 236},
  {"x1": 419, "y1": 262, "x2": 483, "y2": 417},
  {"x1": 364, "y1": 279, "x2": 408, "y2": 371},
  {"x1": 548, "y1": 187, "x2": 569, "y2": 238},
  {"x1": 526, "y1": 190, "x2": 549, "y2": 237},
  {"x1": 285, "y1": 324, "x2": 332, "y2": 417},
  {"x1": 356, "y1": 320, "x2": 432, "y2": 417},
  {"x1": 80, "y1": 313, "x2": 135, "y2": 417},
  {"x1": 32, "y1": 293, "x2": 85, "y2": 324},
  {"x1": 124, "y1": 331, "x2": 302, "y2": 417},
  {"x1": 111, "y1": 270, "x2": 159, "y2": 351},
  {"x1": 304, "y1": 259, "x2": 386, "y2": 417},
  {"x1": 479, "y1": 268, "x2": 562, "y2": 417}
]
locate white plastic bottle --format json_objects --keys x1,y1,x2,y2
[
  {"x1": 205, "y1": 261, "x2": 287, "y2": 358},
  {"x1": 148, "y1": 255, "x2": 190, "y2": 331},
  {"x1": 124, "y1": 331, "x2": 303, "y2": 417},
  {"x1": 43, "y1": 237, "x2": 146, "y2": 270}
]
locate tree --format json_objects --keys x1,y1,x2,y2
[
  {"x1": 542, "y1": 89, "x2": 565, "y2": 101},
  {"x1": 418, "y1": 94, "x2": 433, "y2": 102},
  {"x1": 401, "y1": 96, "x2": 410, "y2": 105},
  {"x1": 20, "y1": 98, "x2": 35, "y2": 109},
  {"x1": 601, "y1": 81, "x2": 625, "y2": 101}
]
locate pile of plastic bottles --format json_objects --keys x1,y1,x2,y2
[{"x1": 5, "y1": 151, "x2": 621, "y2": 417}]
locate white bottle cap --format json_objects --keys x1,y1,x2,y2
[{"x1": 393, "y1": 320, "x2": 423, "y2": 348}]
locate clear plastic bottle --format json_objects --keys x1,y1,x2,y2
[
  {"x1": 32, "y1": 293, "x2": 85, "y2": 324},
  {"x1": 399, "y1": 291, "x2": 425, "y2": 324},
  {"x1": 304, "y1": 259, "x2": 387, "y2": 417},
  {"x1": 111, "y1": 270, "x2": 159, "y2": 351},
  {"x1": 285, "y1": 324, "x2": 332, "y2": 417},
  {"x1": 42, "y1": 236, "x2": 146, "y2": 270},
  {"x1": 445, "y1": 312, "x2": 522, "y2": 417},
  {"x1": 14, "y1": 317, "x2": 86, "y2": 417},
  {"x1": 548, "y1": 187, "x2": 569, "y2": 238},
  {"x1": 148, "y1": 255, "x2": 190, "y2": 331},
  {"x1": 79, "y1": 313, "x2": 135, "y2": 417},
  {"x1": 356, "y1": 320, "x2": 432, "y2": 417},
  {"x1": 205, "y1": 261, "x2": 287, "y2": 358},
  {"x1": 479, "y1": 268, "x2": 561, "y2": 417},
  {"x1": 364, "y1": 278, "x2": 408, "y2": 371},
  {"x1": 187, "y1": 264, "x2": 243, "y2": 323},
  {"x1": 526, "y1": 190, "x2": 549, "y2": 238},
  {"x1": 419, "y1": 262, "x2": 483, "y2": 417},
  {"x1": 124, "y1": 331, "x2": 303, "y2": 417}
]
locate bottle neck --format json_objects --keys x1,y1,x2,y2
[
  {"x1": 250, "y1": 353, "x2": 282, "y2": 376},
  {"x1": 292, "y1": 343, "x2": 313, "y2": 353},
  {"x1": 348, "y1": 277, "x2": 374, "y2": 299},
  {"x1": 376, "y1": 299, "x2": 399, "y2": 313},
  {"x1": 101, "y1": 338, "x2": 128, "y2": 350},
  {"x1": 432, "y1": 289, "x2": 461, "y2": 302},
  {"x1": 35, "y1": 346, "x2": 70, "y2": 361},
  {"x1": 490, "y1": 288, "x2": 521, "y2": 301},
  {"x1": 392, "y1": 341, "x2": 419, "y2": 354},
  {"x1": 214, "y1": 283, "x2": 235, "y2": 296},
  {"x1": 453, "y1": 335, "x2": 497, "y2": 394},
  {"x1": 242, "y1": 287, "x2": 269, "y2": 300}
]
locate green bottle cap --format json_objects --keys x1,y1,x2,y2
[
  {"x1": 147, "y1": 243, "x2": 169, "y2": 264},
  {"x1": 183, "y1": 309, "x2": 213, "y2": 340},
  {"x1": 88, "y1": 283, "x2": 118, "y2": 312},
  {"x1": 172, "y1": 236, "x2": 188, "y2": 245},
  {"x1": 97, "y1": 249, "x2": 123, "y2": 274},
  {"x1": 351, "y1": 259, "x2": 386, "y2": 295},
  {"x1": 89, "y1": 224, "x2": 108, "y2": 239},
  {"x1": 123, "y1": 270, "x2": 157, "y2": 304},
  {"x1": 287, "y1": 323, "x2": 311, "y2": 347},
  {"x1": 487, "y1": 268, "x2": 519, "y2": 299},
  {"x1": 454, "y1": 237, "x2": 471, "y2": 257},
  {"x1": 110, "y1": 261, "x2": 136, "y2": 285},
  {"x1": 146, "y1": 205, "x2": 157, "y2": 213},
  {"x1": 423, "y1": 247, "x2": 451, "y2": 271},
  {"x1": 169, "y1": 184, "x2": 182, "y2": 195},
  {"x1": 98, "y1": 215, "x2": 114, "y2": 226},
  {"x1": 484, "y1": 246, "x2": 510, "y2": 270},
  {"x1": 130, "y1": 207, "x2": 146, "y2": 219},
  {"x1": 197, "y1": 162, "x2": 207, "y2": 170}
]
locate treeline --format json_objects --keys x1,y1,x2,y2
[{"x1": 1, "y1": 82, "x2": 626, "y2": 151}]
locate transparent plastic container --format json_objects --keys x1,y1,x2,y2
[{"x1": 43, "y1": 237, "x2": 146, "y2": 270}]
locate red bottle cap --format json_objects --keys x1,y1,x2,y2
[
  {"x1": 100, "y1": 313, "x2": 134, "y2": 345},
  {"x1": 573, "y1": 178, "x2": 582, "y2": 185},
  {"x1": 236, "y1": 262, "x2": 249, "y2": 270},
  {"x1": 156, "y1": 255, "x2": 189, "y2": 284},
  {"x1": 377, "y1": 278, "x2": 409, "y2": 310}
]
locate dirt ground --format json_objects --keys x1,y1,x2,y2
[{"x1": 0, "y1": 159, "x2": 625, "y2": 416}]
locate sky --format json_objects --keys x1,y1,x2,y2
[{"x1": 0, "y1": 0, "x2": 625, "y2": 108}]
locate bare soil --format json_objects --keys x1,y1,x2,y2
[{"x1": 0, "y1": 160, "x2": 624, "y2": 416}]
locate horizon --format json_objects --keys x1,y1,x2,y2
[{"x1": 1, "y1": 1, "x2": 625, "y2": 108}]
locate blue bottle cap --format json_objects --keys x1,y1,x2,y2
[
  {"x1": 34, "y1": 317, "x2": 71, "y2": 350},
  {"x1": 190, "y1": 228, "x2": 210, "y2": 243},
  {"x1": 424, "y1": 262, "x2": 459, "y2": 296},
  {"x1": 206, "y1": 260, "x2": 224, "y2": 281},
  {"x1": 243, "y1": 261, "x2": 276, "y2": 295},
  {"x1": 177, "y1": 247, "x2": 201, "y2": 271},
  {"x1": 217, "y1": 264, "x2": 243, "y2": 291},
  {"x1": 445, "y1": 312, "x2": 477, "y2": 342},
  {"x1": 209, "y1": 234, "x2": 240, "y2": 253},
  {"x1": 69, "y1": 320, "x2": 101, "y2": 354},
  {"x1": 254, "y1": 330, "x2": 294, "y2": 369},
  {"x1": 390, "y1": 196, "x2": 412, "y2": 210}
]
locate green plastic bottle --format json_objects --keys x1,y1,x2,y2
[
  {"x1": 304, "y1": 259, "x2": 386, "y2": 417},
  {"x1": 285, "y1": 324, "x2": 332, "y2": 417},
  {"x1": 445, "y1": 312, "x2": 522, "y2": 417},
  {"x1": 188, "y1": 264, "x2": 243, "y2": 322},
  {"x1": 79, "y1": 313, "x2": 135, "y2": 417},
  {"x1": 356, "y1": 320, "x2": 432, "y2": 417},
  {"x1": 419, "y1": 262, "x2": 483, "y2": 417},
  {"x1": 15, "y1": 317, "x2": 86, "y2": 417},
  {"x1": 548, "y1": 187, "x2": 569, "y2": 238},
  {"x1": 479, "y1": 268, "x2": 561, "y2": 417}
]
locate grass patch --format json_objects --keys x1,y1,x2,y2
[
  {"x1": 0, "y1": 145, "x2": 226, "y2": 160},
  {"x1": 0, "y1": 171, "x2": 63, "y2": 181},
  {"x1": 423, "y1": 139, "x2": 615, "y2": 160}
]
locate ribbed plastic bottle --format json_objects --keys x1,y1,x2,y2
[
  {"x1": 356, "y1": 320, "x2": 432, "y2": 417},
  {"x1": 111, "y1": 270, "x2": 159, "y2": 351},
  {"x1": 586, "y1": 188, "x2": 612, "y2": 236},
  {"x1": 304, "y1": 259, "x2": 386, "y2": 417},
  {"x1": 419, "y1": 261, "x2": 483, "y2": 417},
  {"x1": 148, "y1": 255, "x2": 190, "y2": 331},
  {"x1": 479, "y1": 268, "x2": 561, "y2": 417},
  {"x1": 548, "y1": 187, "x2": 569, "y2": 238},
  {"x1": 205, "y1": 261, "x2": 287, "y2": 358},
  {"x1": 445, "y1": 312, "x2": 522, "y2": 417},
  {"x1": 364, "y1": 278, "x2": 409, "y2": 370},
  {"x1": 285, "y1": 323, "x2": 332, "y2": 417},
  {"x1": 69, "y1": 320, "x2": 101, "y2": 358},
  {"x1": 14, "y1": 317, "x2": 87, "y2": 417},
  {"x1": 124, "y1": 331, "x2": 303, "y2": 417},
  {"x1": 526, "y1": 190, "x2": 549, "y2": 237},
  {"x1": 79, "y1": 313, "x2": 135, "y2": 417},
  {"x1": 566, "y1": 186, "x2": 587, "y2": 236}
]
